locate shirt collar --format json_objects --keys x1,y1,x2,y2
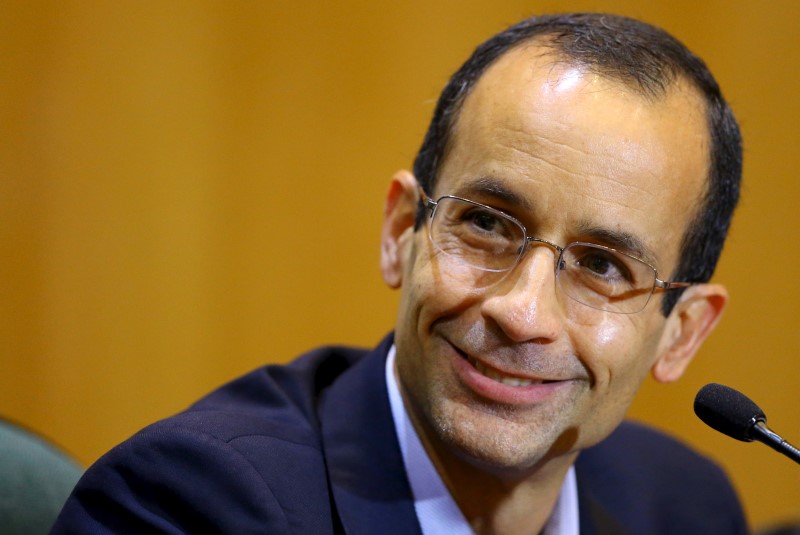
[{"x1": 385, "y1": 345, "x2": 580, "y2": 535}]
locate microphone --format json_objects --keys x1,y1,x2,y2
[{"x1": 694, "y1": 383, "x2": 800, "y2": 465}]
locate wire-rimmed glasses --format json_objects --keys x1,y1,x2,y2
[{"x1": 419, "y1": 189, "x2": 691, "y2": 314}]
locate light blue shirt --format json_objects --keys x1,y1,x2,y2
[{"x1": 386, "y1": 346, "x2": 579, "y2": 535}]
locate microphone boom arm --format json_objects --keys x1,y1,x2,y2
[{"x1": 750, "y1": 420, "x2": 800, "y2": 465}]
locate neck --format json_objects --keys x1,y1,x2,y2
[{"x1": 434, "y1": 436, "x2": 575, "y2": 535}]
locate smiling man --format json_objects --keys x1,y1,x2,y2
[{"x1": 53, "y1": 13, "x2": 746, "y2": 535}]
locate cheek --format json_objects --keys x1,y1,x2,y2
[
  {"x1": 568, "y1": 312, "x2": 662, "y2": 392},
  {"x1": 406, "y1": 250, "x2": 495, "y2": 333},
  {"x1": 396, "y1": 250, "x2": 453, "y2": 351}
]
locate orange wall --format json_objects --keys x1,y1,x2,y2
[{"x1": 2, "y1": 1, "x2": 798, "y2": 529}]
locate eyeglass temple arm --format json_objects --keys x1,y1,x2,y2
[
  {"x1": 654, "y1": 279, "x2": 693, "y2": 291},
  {"x1": 418, "y1": 187, "x2": 437, "y2": 215}
]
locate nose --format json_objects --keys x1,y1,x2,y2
[{"x1": 480, "y1": 246, "x2": 564, "y2": 343}]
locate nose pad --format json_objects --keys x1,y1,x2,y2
[{"x1": 480, "y1": 246, "x2": 564, "y2": 343}]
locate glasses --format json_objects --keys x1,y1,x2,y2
[{"x1": 419, "y1": 189, "x2": 691, "y2": 314}]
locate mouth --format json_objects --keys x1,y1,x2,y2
[
  {"x1": 452, "y1": 344, "x2": 559, "y2": 387},
  {"x1": 446, "y1": 340, "x2": 578, "y2": 405},
  {"x1": 467, "y1": 355, "x2": 552, "y2": 387}
]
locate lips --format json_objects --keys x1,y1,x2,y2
[
  {"x1": 467, "y1": 356, "x2": 547, "y2": 387},
  {"x1": 444, "y1": 339, "x2": 574, "y2": 406}
]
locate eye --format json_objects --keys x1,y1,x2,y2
[
  {"x1": 467, "y1": 209, "x2": 505, "y2": 233},
  {"x1": 574, "y1": 249, "x2": 633, "y2": 283},
  {"x1": 433, "y1": 197, "x2": 523, "y2": 260},
  {"x1": 583, "y1": 255, "x2": 613, "y2": 275}
]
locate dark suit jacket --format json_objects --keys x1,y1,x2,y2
[{"x1": 51, "y1": 335, "x2": 748, "y2": 534}]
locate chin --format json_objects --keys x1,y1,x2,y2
[{"x1": 427, "y1": 399, "x2": 580, "y2": 476}]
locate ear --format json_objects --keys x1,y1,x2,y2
[
  {"x1": 380, "y1": 170, "x2": 420, "y2": 288},
  {"x1": 651, "y1": 284, "x2": 728, "y2": 383}
]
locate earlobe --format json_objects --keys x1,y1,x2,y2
[
  {"x1": 652, "y1": 284, "x2": 728, "y2": 383},
  {"x1": 380, "y1": 170, "x2": 420, "y2": 289}
]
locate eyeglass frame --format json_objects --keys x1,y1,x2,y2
[{"x1": 417, "y1": 187, "x2": 692, "y2": 314}]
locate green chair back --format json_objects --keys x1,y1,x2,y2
[{"x1": 0, "y1": 419, "x2": 83, "y2": 535}]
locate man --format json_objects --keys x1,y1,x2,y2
[{"x1": 52, "y1": 13, "x2": 746, "y2": 534}]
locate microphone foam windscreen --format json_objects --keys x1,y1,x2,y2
[{"x1": 693, "y1": 383, "x2": 765, "y2": 442}]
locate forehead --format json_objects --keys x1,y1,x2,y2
[{"x1": 439, "y1": 44, "x2": 710, "y2": 273}]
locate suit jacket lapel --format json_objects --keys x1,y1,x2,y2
[{"x1": 319, "y1": 335, "x2": 422, "y2": 535}]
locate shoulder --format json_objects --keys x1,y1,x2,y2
[
  {"x1": 52, "y1": 342, "x2": 378, "y2": 534},
  {"x1": 579, "y1": 420, "x2": 724, "y2": 475},
  {"x1": 140, "y1": 342, "x2": 371, "y2": 461},
  {"x1": 576, "y1": 420, "x2": 748, "y2": 534},
  {"x1": 185, "y1": 343, "x2": 369, "y2": 441}
]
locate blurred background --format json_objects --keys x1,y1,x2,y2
[{"x1": 2, "y1": 0, "x2": 798, "y2": 529}]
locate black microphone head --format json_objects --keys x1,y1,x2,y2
[{"x1": 694, "y1": 383, "x2": 766, "y2": 442}]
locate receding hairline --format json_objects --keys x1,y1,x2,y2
[
  {"x1": 441, "y1": 36, "x2": 712, "y2": 179},
  {"x1": 458, "y1": 34, "x2": 704, "y2": 122}
]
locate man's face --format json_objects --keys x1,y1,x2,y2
[{"x1": 387, "y1": 45, "x2": 712, "y2": 475}]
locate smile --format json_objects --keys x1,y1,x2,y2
[
  {"x1": 449, "y1": 343, "x2": 571, "y2": 405},
  {"x1": 468, "y1": 356, "x2": 545, "y2": 387}
]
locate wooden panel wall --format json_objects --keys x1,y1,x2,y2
[{"x1": 2, "y1": 0, "x2": 797, "y2": 528}]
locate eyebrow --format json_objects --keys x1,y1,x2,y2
[
  {"x1": 576, "y1": 223, "x2": 658, "y2": 267},
  {"x1": 451, "y1": 176, "x2": 533, "y2": 211}
]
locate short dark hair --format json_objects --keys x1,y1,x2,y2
[{"x1": 412, "y1": 13, "x2": 742, "y2": 315}]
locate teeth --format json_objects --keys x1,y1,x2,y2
[{"x1": 470, "y1": 358, "x2": 542, "y2": 387}]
